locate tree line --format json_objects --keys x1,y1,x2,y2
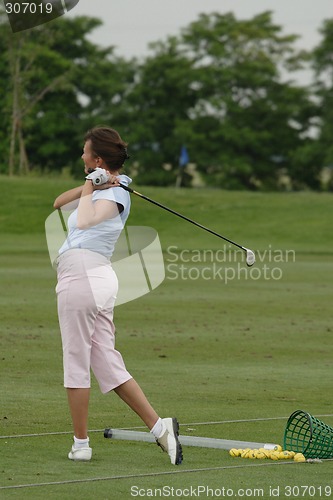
[{"x1": 0, "y1": 9, "x2": 332, "y2": 190}]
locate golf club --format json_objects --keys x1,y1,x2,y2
[{"x1": 119, "y1": 183, "x2": 256, "y2": 266}]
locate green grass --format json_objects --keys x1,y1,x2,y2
[{"x1": 0, "y1": 176, "x2": 332, "y2": 498}]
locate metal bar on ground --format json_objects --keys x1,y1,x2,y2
[{"x1": 104, "y1": 429, "x2": 278, "y2": 450}]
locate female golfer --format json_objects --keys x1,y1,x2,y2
[{"x1": 53, "y1": 126, "x2": 182, "y2": 465}]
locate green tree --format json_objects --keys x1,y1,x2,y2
[
  {"x1": 306, "y1": 18, "x2": 333, "y2": 189},
  {"x1": 0, "y1": 13, "x2": 135, "y2": 176},
  {"x1": 288, "y1": 18, "x2": 333, "y2": 190},
  {"x1": 0, "y1": 8, "x2": 72, "y2": 175},
  {"x1": 127, "y1": 11, "x2": 313, "y2": 189},
  {"x1": 125, "y1": 37, "x2": 197, "y2": 185},
  {"x1": 0, "y1": 10, "x2": 12, "y2": 173},
  {"x1": 26, "y1": 15, "x2": 135, "y2": 177}
]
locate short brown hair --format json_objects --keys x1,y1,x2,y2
[{"x1": 84, "y1": 126, "x2": 129, "y2": 171}]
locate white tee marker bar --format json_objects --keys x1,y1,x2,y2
[{"x1": 104, "y1": 428, "x2": 278, "y2": 451}]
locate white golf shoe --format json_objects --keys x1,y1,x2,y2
[
  {"x1": 68, "y1": 445, "x2": 92, "y2": 461},
  {"x1": 156, "y1": 417, "x2": 183, "y2": 465}
]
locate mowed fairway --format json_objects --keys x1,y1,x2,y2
[{"x1": 0, "y1": 177, "x2": 332, "y2": 499}]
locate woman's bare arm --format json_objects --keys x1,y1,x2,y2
[
  {"x1": 53, "y1": 185, "x2": 84, "y2": 210},
  {"x1": 76, "y1": 181, "x2": 120, "y2": 230},
  {"x1": 53, "y1": 173, "x2": 120, "y2": 211}
]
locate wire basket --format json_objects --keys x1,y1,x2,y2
[{"x1": 284, "y1": 410, "x2": 333, "y2": 459}]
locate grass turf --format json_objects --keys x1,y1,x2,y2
[{"x1": 0, "y1": 177, "x2": 332, "y2": 498}]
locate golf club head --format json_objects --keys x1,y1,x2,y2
[{"x1": 245, "y1": 249, "x2": 255, "y2": 267}]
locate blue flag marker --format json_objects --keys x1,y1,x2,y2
[{"x1": 179, "y1": 146, "x2": 189, "y2": 167}]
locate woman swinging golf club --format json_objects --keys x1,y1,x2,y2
[{"x1": 53, "y1": 126, "x2": 182, "y2": 465}]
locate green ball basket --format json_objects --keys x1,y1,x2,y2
[{"x1": 284, "y1": 410, "x2": 333, "y2": 459}]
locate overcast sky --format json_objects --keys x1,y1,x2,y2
[{"x1": 66, "y1": 0, "x2": 332, "y2": 61}]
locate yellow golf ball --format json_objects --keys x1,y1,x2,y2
[
  {"x1": 270, "y1": 451, "x2": 280, "y2": 460},
  {"x1": 255, "y1": 451, "x2": 266, "y2": 459},
  {"x1": 273, "y1": 445, "x2": 282, "y2": 452},
  {"x1": 259, "y1": 448, "x2": 271, "y2": 458},
  {"x1": 294, "y1": 453, "x2": 306, "y2": 462},
  {"x1": 229, "y1": 448, "x2": 240, "y2": 457}
]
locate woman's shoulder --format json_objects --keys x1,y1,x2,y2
[
  {"x1": 93, "y1": 175, "x2": 132, "y2": 203},
  {"x1": 118, "y1": 174, "x2": 132, "y2": 186}
]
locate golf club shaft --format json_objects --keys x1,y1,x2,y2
[{"x1": 119, "y1": 183, "x2": 246, "y2": 252}]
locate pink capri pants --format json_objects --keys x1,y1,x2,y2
[{"x1": 56, "y1": 249, "x2": 132, "y2": 393}]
